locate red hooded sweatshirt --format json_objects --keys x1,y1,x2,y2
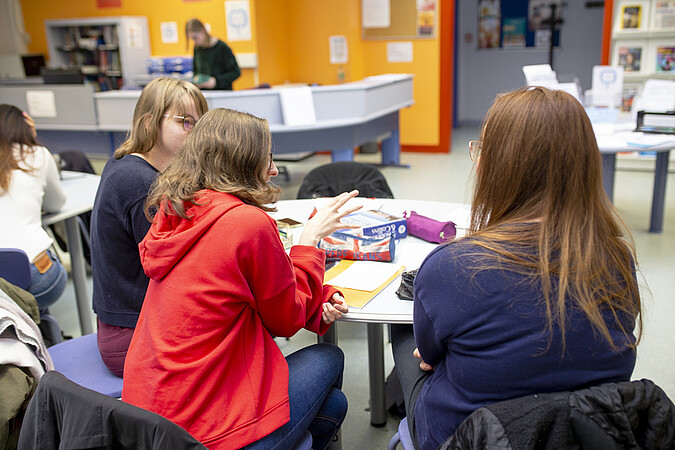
[{"x1": 122, "y1": 190, "x2": 337, "y2": 449}]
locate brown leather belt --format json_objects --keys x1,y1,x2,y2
[{"x1": 33, "y1": 251, "x2": 53, "y2": 274}]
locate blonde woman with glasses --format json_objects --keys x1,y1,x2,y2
[
  {"x1": 123, "y1": 108, "x2": 359, "y2": 449},
  {"x1": 391, "y1": 86, "x2": 644, "y2": 450},
  {"x1": 90, "y1": 77, "x2": 208, "y2": 377}
]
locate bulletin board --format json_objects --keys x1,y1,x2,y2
[{"x1": 363, "y1": 0, "x2": 437, "y2": 40}]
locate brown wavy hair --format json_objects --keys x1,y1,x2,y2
[
  {"x1": 0, "y1": 104, "x2": 39, "y2": 193},
  {"x1": 114, "y1": 77, "x2": 208, "y2": 160},
  {"x1": 145, "y1": 108, "x2": 281, "y2": 220},
  {"x1": 467, "y1": 86, "x2": 641, "y2": 351}
]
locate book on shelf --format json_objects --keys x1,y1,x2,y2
[
  {"x1": 621, "y1": 5, "x2": 642, "y2": 29},
  {"x1": 618, "y1": 46, "x2": 642, "y2": 72},
  {"x1": 653, "y1": 1, "x2": 675, "y2": 29},
  {"x1": 656, "y1": 46, "x2": 675, "y2": 72}
]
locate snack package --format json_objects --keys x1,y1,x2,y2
[{"x1": 318, "y1": 230, "x2": 396, "y2": 262}]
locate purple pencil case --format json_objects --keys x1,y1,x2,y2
[{"x1": 403, "y1": 210, "x2": 456, "y2": 244}]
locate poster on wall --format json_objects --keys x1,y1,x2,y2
[
  {"x1": 478, "y1": 0, "x2": 501, "y2": 48},
  {"x1": 528, "y1": 0, "x2": 563, "y2": 31},
  {"x1": 502, "y1": 17, "x2": 525, "y2": 47},
  {"x1": 160, "y1": 22, "x2": 179, "y2": 44},
  {"x1": 329, "y1": 36, "x2": 349, "y2": 64},
  {"x1": 225, "y1": 0, "x2": 252, "y2": 41},
  {"x1": 417, "y1": 0, "x2": 436, "y2": 36},
  {"x1": 653, "y1": 1, "x2": 675, "y2": 29}
]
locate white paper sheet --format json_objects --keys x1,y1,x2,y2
[
  {"x1": 329, "y1": 35, "x2": 349, "y2": 64},
  {"x1": 522, "y1": 64, "x2": 557, "y2": 86},
  {"x1": 633, "y1": 79, "x2": 675, "y2": 112},
  {"x1": 278, "y1": 87, "x2": 317, "y2": 126},
  {"x1": 328, "y1": 261, "x2": 404, "y2": 292},
  {"x1": 26, "y1": 90, "x2": 56, "y2": 118},
  {"x1": 362, "y1": 0, "x2": 391, "y2": 28},
  {"x1": 387, "y1": 42, "x2": 413, "y2": 63}
]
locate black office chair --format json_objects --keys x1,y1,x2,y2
[
  {"x1": 387, "y1": 379, "x2": 675, "y2": 450},
  {"x1": 18, "y1": 371, "x2": 206, "y2": 449},
  {"x1": 297, "y1": 161, "x2": 394, "y2": 199}
]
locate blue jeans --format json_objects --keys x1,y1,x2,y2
[
  {"x1": 28, "y1": 250, "x2": 67, "y2": 310},
  {"x1": 243, "y1": 343, "x2": 348, "y2": 450}
]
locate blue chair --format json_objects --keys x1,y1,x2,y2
[
  {"x1": 0, "y1": 247, "x2": 63, "y2": 345},
  {"x1": 0, "y1": 248, "x2": 32, "y2": 289},
  {"x1": 387, "y1": 416, "x2": 414, "y2": 450},
  {"x1": 48, "y1": 332, "x2": 123, "y2": 397}
]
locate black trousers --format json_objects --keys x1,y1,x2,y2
[{"x1": 391, "y1": 324, "x2": 432, "y2": 450}]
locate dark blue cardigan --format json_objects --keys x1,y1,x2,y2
[
  {"x1": 91, "y1": 155, "x2": 158, "y2": 328},
  {"x1": 412, "y1": 239, "x2": 637, "y2": 450}
]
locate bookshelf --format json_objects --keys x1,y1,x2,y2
[
  {"x1": 610, "y1": 1, "x2": 675, "y2": 112},
  {"x1": 44, "y1": 16, "x2": 150, "y2": 90}
]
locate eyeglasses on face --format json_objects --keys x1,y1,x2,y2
[
  {"x1": 164, "y1": 114, "x2": 197, "y2": 132},
  {"x1": 268, "y1": 151, "x2": 275, "y2": 170},
  {"x1": 469, "y1": 140, "x2": 482, "y2": 162}
]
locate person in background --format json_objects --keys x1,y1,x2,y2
[
  {"x1": 0, "y1": 104, "x2": 67, "y2": 310},
  {"x1": 186, "y1": 18, "x2": 240, "y2": 90},
  {"x1": 392, "y1": 86, "x2": 643, "y2": 450},
  {"x1": 90, "y1": 77, "x2": 208, "y2": 377},
  {"x1": 123, "y1": 108, "x2": 358, "y2": 449}
]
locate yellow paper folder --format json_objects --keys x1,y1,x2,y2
[{"x1": 324, "y1": 260, "x2": 406, "y2": 309}]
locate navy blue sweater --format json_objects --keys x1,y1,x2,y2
[
  {"x1": 91, "y1": 155, "x2": 158, "y2": 328},
  {"x1": 412, "y1": 239, "x2": 637, "y2": 450}
]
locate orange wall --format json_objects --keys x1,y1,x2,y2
[
  {"x1": 20, "y1": 0, "x2": 448, "y2": 148},
  {"x1": 20, "y1": 0, "x2": 258, "y2": 89},
  {"x1": 259, "y1": 0, "x2": 443, "y2": 147},
  {"x1": 254, "y1": 0, "x2": 290, "y2": 86}
]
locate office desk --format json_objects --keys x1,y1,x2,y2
[
  {"x1": 43, "y1": 171, "x2": 100, "y2": 335},
  {"x1": 595, "y1": 124, "x2": 675, "y2": 233},
  {"x1": 271, "y1": 198, "x2": 471, "y2": 426},
  {"x1": 95, "y1": 75, "x2": 413, "y2": 165}
]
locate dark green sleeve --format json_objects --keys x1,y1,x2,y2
[
  {"x1": 213, "y1": 41, "x2": 241, "y2": 90},
  {"x1": 193, "y1": 41, "x2": 241, "y2": 90}
]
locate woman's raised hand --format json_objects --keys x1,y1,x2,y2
[
  {"x1": 297, "y1": 190, "x2": 362, "y2": 247},
  {"x1": 23, "y1": 111, "x2": 37, "y2": 138}
]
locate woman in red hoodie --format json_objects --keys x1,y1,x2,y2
[{"x1": 122, "y1": 108, "x2": 361, "y2": 449}]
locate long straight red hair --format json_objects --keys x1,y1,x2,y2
[{"x1": 469, "y1": 86, "x2": 641, "y2": 350}]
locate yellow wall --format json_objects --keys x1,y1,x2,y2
[{"x1": 21, "y1": 0, "x2": 443, "y2": 146}]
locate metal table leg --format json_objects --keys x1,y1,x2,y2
[
  {"x1": 367, "y1": 323, "x2": 387, "y2": 426},
  {"x1": 649, "y1": 151, "x2": 670, "y2": 233},
  {"x1": 64, "y1": 216, "x2": 94, "y2": 335},
  {"x1": 601, "y1": 153, "x2": 616, "y2": 202}
]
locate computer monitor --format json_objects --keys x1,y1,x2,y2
[
  {"x1": 22, "y1": 54, "x2": 46, "y2": 77},
  {"x1": 40, "y1": 67, "x2": 84, "y2": 85}
]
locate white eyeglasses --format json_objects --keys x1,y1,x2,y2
[{"x1": 163, "y1": 114, "x2": 197, "y2": 132}]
